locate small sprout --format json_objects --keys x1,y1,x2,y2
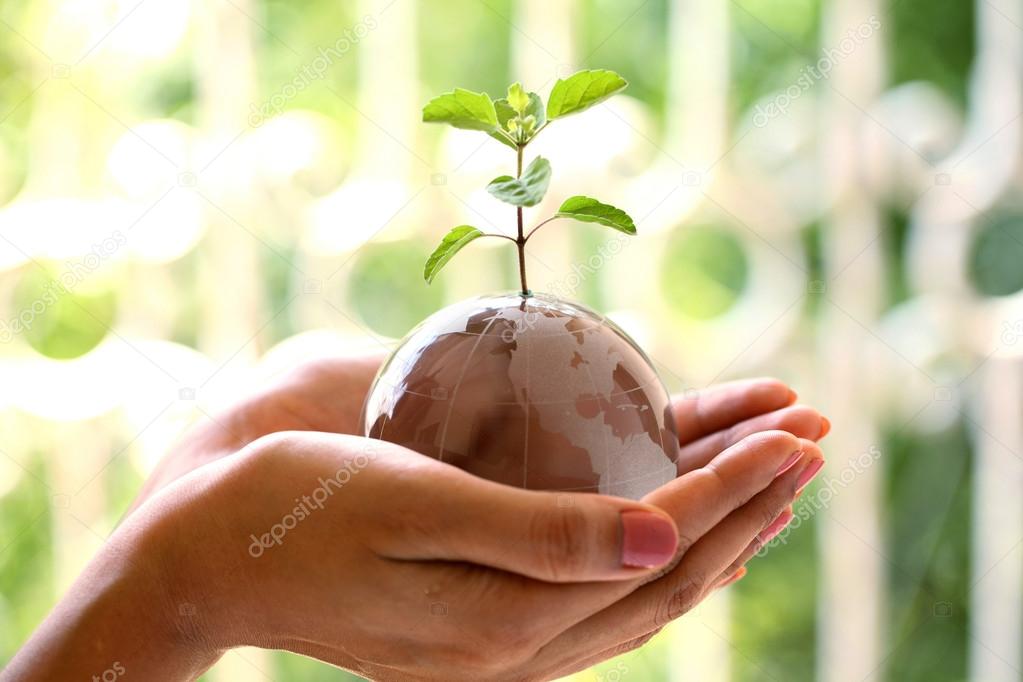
[{"x1": 421, "y1": 69, "x2": 635, "y2": 293}]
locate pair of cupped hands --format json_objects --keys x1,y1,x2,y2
[{"x1": 6, "y1": 353, "x2": 829, "y2": 682}]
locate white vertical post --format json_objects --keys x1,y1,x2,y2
[
  {"x1": 663, "y1": 2, "x2": 732, "y2": 680},
  {"x1": 818, "y1": 0, "x2": 886, "y2": 680},
  {"x1": 193, "y1": 0, "x2": 264, "y2": 361},
  {"x1": 965, "y1": 0, "x2": 1023, "y2": 677},
  {"x1": 970, "y1": 358, "x2": 1023, "y2": 681},
  {"x1": 354, "y1": 0, "x2": 418, "y2": 180}
]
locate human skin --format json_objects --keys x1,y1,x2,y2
[{"x1": 4, "y1": 354, "x2": 828, "y2": 681}]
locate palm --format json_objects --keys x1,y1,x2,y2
[{"x1": 133, "y1": 357, "x2": 824, "y2": 511}]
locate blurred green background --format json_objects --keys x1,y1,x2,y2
[{"x1": 2, "y1": 0, "x2": 1021, "y2": 680}]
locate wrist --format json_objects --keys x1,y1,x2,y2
[{"x1": 5, "y1": 499, "x2": 222, "y2": 681}]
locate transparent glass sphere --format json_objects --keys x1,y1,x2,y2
[{"x1": 362, "y1": 292, "x2": 679, "y2": 499}]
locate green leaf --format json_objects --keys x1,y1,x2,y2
[
  {"x1": 523, "y1": 92, "x2": 546, "y2": 129},
  {"x1": 487, "y1": 157, "x2": 552, "y2": 207},
  {"x1": 494, "y1": 98, "x2": 517, "y2": 129},
  {"x1": 424, "y1": 225, "x2": 484, "y2": 283},
  {"x1": 490, "y1": 99, "x2": 519, "y2": 148},
  {"x1": 422, "y1": 88, "x2": 499, "y2": 132},
  {"x1": 507, "y1": 82, "x2": 530, "y2": 114},
  {"x1": 555, "y1": 196, "x2": 636, "y2": 234},
  {"x1": 546, "y1": 69, "x2": 628, "y2": 120},
  {"x1": 494, "y1": 91, "x2": 546, "y2": 146}
]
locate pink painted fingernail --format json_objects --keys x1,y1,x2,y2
[
  {"x1": 775, "y1": 451, "x2": 803, "y2": 477},
  {"x1": 796, "y1": 459, "x2": 825, "y2": 492},
  {"x1": 758, "y1": 509, "x2": 794, "y2": 544},
  {"x1": 621, "y1": 511, "x2": 678, "y2": 568}
]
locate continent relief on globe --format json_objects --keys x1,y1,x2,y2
[{"x1": 362, "y1": 294, "x2": 680, "y2": 500}]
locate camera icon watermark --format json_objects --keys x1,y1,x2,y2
[
  {"x1": 808, "y1": 280, "x2": 827, "y2": 294},
  {"x1": 933, "y1": 601, "x2": 953, "y2": 617},
  {"x1": 430, "y1": 386, "x2": 448, "y2": 401},
  {"x1": 177, "y1": 171, "x2": 197, "y2": 188},
  {"x1": 681, "y1": 170, "x2": 704, "y2": 187},
  {"x1": 51, "y1": 63, "x2": 71, "y2": 79},
  {"x1": 303, "y1": 278, "x2": 323, "y2": 294},
  {"x1": 429, "y1": 602, "x2": 448, "y2": 616},
  {"x1": 934, "y1": 172, "x2": 951, "y2": 186},
  {"x1": 179, "y1": 387, "x2": 196, "y2": 401},
  {"x1": 178, "y1": 602, "x2": 197, "y2": 617},
  {"x1": 933, "y1": 386, "x2": 953, "y2": 402},
  {"x1": 430, "y1": 173, "x2": 447, "y2": 186}
]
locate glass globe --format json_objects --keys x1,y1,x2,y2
[{"x1": 362, "y1": 292, "x2": 679, "y2": 499}]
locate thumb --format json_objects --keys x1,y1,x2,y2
[{"x1": 424, "y1": 481, "x2": 680, "y2": 583}]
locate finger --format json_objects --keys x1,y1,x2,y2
[
  {"x1": 518, "y1": 432, "x2": 806, "y2": 631},
  {"x1": 712, "y1": 505, "x2": 794, "y2": 586},
  {"x1": 676, "y1": 404, "x2": 828, "y2": 474},
  {"x1": 528, "y1": 443, "x2": 822, "y2": 670},
  {"x1": 539, "y1": 628, "x2": 664, "y2": 682},
  {"x1": 642, "y1": 430, "x2": 804, "y2": 559},
  {"x1": 373, "y1": 463, "x2": 681, "y2": 583},
  {"x1": 716, "y1": 565, "x2": 747, "y2": 589},
  {"x1": 673, "y1": 378, "x2": 797, "y2": 445}
]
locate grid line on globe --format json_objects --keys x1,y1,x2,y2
[{"x1": 363, "y1": 293, "x2": 680, "y2": 499}]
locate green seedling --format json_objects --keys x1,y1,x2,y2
[{"x1": 421, "y1": 69, "x2": 636, "y2": 294}]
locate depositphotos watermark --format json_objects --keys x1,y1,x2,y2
[
  {"x1": 752, "y1": 15, "x2": 882, "y2": 128},
  {"x1": 544, "y1": 233, "x2": 629, "y2": 300},
  {"x1": 758, "y1": 445, "x2": 882, "y2": 555},
  {"x1": 91, "y1": 661, "x2": 125, "y2": 682},
  {"x1": 1001, "y1": 319, "x2": 1023, "y2": 346},
  {"x1": 248, "y1": 14, "x2": 379, "y2": 127},
  {"x1": 0, "y1": 231, "x2": 126, "y2": 344},
  {"x1": 248, "y1": 448, "x2": 378, "y2": 558}
]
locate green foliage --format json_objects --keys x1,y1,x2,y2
[
  {"x1": 486, "y1": 157, "x2": 551, "y2": 207},
  {"x1": 661, "y1": 227, "x2": 748, "y2": 320},
  {"x1": 349, "y1": 242, "x2": 445, "y2": 337},
  {"x1": 12, "y1": 266, "x2": 117, "y2": 360},
  {"x1": 969, "y1": 210, "x2": 1023, "y2": 296},
  {"x1": 492, "y1": 84, "x2": 545, "y2": 146},
  {"x1": 423, "y1": 226, "x2": 484, "y2": 283},
  {"x1": 422, "y1": 88, "x2": 500, "y2": 133},
  {"x1": 883, "y1": 422, "x2": 971, "y2": 680},
  {"x1": 890, "y1": 0, "x2": 974, "y2": 106},
  {"x1": 546, "y1": 69, "x2": 628, "y2": 119},
  {"x1": 0, "y1": 457, "x2": 53, "y2": 661},
  {"x1": 420, "y1": 70, "x2": 635, "y2": 289},
  {"x1": 555, "y1": 196, "x2": 636, "y2": 234}
]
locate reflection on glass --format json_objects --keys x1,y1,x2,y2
[{"x1": 363, "y1": 292, "x2": 680, "y2": 499}]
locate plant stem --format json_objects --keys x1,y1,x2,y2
[
  {"x1": 523, "y1": 215, "x2": 560, "y2": 243},
  {"x1": 515, "y1": 144, "x2": 529, "y2": 295}
]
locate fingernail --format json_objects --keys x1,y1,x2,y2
[
  {"x1": 786, "y1": 389, "x2": 798, "y2": 404},
  {"x1": 718, "y1": 566, "x2": 747, "y2": 588},
  {"x1": 819, "y1": 417, "x2": 831, "y2": 438},
  {"x1": 796, "y1": 459, "x2": 825, "y2": 492},
  {"x1": 758, "y1": 509, "x2": 794, "y2": 544},
  {"x1": 621, "y1": 510, "x2": 678, "y2": 568},
  {"x1": 775, "y1": 451, "x2": 803, "y2": 477}
]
